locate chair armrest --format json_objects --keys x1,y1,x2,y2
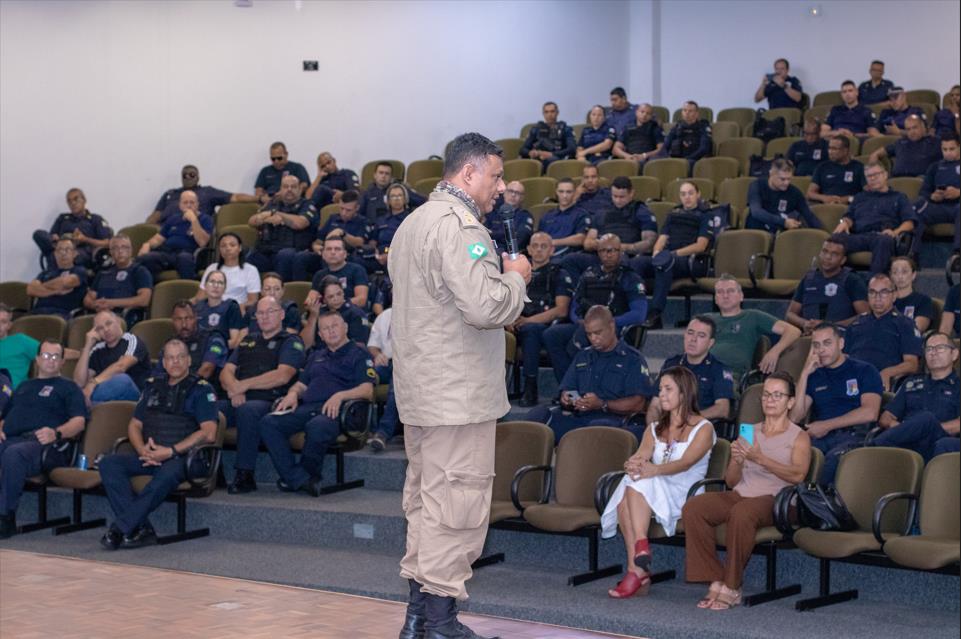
[
  {"x1": 894, "y1": 230, "x2": 914, "y2": 257},
  {"x1": 112, "y1": 436, "x2": 131, "y2": 454},
  {"x1": 339, "y1": 399, "x2": 374, "y2": 437},
  {"x1": 946, "y1": 252, "x2": 959, "y2": 287},
  {"x1": 687, "y1": 253, "x2": 713, "y2": 283},
  {"x1": 511, "y1": 464, "x2": 552, "y2": 513},
  {"x1": 184, "y1": 443, "x2": 222, "y2": 490},
  {"x1": 862, "y1": 426, "x2": 883, "y2": 446},
  {"x1": 748, "y1": 253, "x2": 771, "y2": 289},
  {"x1": 711, "y1": 418, "x2": 736, "y2": 441},
  {"x1": 872, "y1": 491, "x2": 917, "y2": 545},
  {"x1": 620, "y1": 324, "x2": 647, "y2": 350},
  {"x1": 594, "y1": 470, "x2": 626, "y2": 514},
  {"x1": 686, "y1": 477, "x2": 728, "y2": 500}
]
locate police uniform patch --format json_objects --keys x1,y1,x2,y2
[
  {"x1": 366, "y1": 368, "x2": 377, "y2": 379},
  {"x1": 813, "y1": 150, "x2": 822, "y2": 160},
  {"x1": 1, "y1": 384, "x2": 10, "y2": 397},
  {"x1": 844, "y1": 171, "x2": 854, "y2": 183},
  {"x1": 824, "y1": 283, "x2": 838, "y2": 297},
  {"x1": 116, "y1": 270, "x2": 128, "y2": 281},
  {"x1": 722, "y1": 370, "x2": 733, "y2": 381},
  {"x1": 267, "y1": 340, "x2": 277, "y2": 350},
  {"x1": 637, "y1": 282, "x2": 646, "y2": 294},
  {"x1": 210, "y1": 344, "x2": 223, "y2": 354},
  {"x1": 468, "y1": 243, "x2": 487, "y2": 259},
  {"x1": 208, "y1": 313, "x2": 221, "y2": 327},
  {"x1": 292, "y1": 341, "x2": 304, "y2": 351},
  {"x1": 464, "y1": 213, "x2": 477, "y2": 225},
  {"x1": 845, "y1": 379, "x2": 859, "y2": 396},
  {"x1": 207, "y1": 393, "x2": 216, "y2": 402},
  {"x1": 778, "y1": 199, "x2": 788, "y2": 212},
  {"x1": 39, "y1": 385, "x2": 54, "y2": 397},
  {"x1": 904, "y1": 305, "x2": 915, "y2": 318}
]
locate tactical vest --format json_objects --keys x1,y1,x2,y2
[
  {"x1": 578, "y1": 266, "x2": 630, "y2": 317},
  {"x1": 671, "y1": 122, "x2": 704, "y2": 158},
  {"x1": 142, "y1": 374, "x2": 202, "y2": 448},
  {"x1": 622, "y1": 122, "x2": 659, "y2": 154},
  {"x1": 234, "y1": 332, "x2": 298, "y2": 401},
  {"x1": 258, "y1": 203, "x2": 312, "y2": 253},
  {"x1": 800, "y1": 268, "x2": 854, "y2": 321},
  {"x1": 600, "y1": 204, "x2": 642, "y2": 244},
  {"x1": 664, "y1": 209, "x2": 703, "y2": 250},
  {"x1": 533, "y1": 122, "x2": 569, "y2": 153},
  {"x1": 524, "y1": 264, "x2": 558, "y2": 317}
]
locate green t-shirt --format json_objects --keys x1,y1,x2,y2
[
  {"x1": 707, "y1": 309, "x2": 778, "y2": 378},
  {"x1": 0, "y1": 333, "x2": 40, "y2": 389}
]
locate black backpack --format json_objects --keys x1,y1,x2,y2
[{"x1": 753, "y1": 108, "x2": 785, "y2": 143}]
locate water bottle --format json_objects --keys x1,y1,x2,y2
[{"x1": 76, "y1": 454, "x2": 88, "y2": 470}]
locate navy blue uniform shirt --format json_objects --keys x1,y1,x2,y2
[
  {"x1": 944, "y1": 285, "x2": 960, "y2": 336},
  {"x1": 577, "y1": 188, "x2": 613, "y2": 218},
  {"x1": 934, "y1": 109, "x2": 960, "y2": 139},
  {"x1": 894, "y1": 291, "x2": 935, "y2": 326},
  {"x1": 320, "y1": 169, "x2": 359, "y2": 192},
  {"x1": 845, "y1": 189, "x2": 915, "y2": 233},
  {"x1": 811, "y1": 160, "x2": 866, "y2": 197},
  {"x1": 618, "y1": 121, "x2": 664, "y2": 155},
  {"x1": 763, "y1": 75, "x2": 803, "y2": 109},
  {"x1": 91, "y1": 264, "x2": 152, "y2": 300},
  {"x1": 538, "y1": 205, "x2": 591, "y2": 241},
  {"x1": 858, "y1": 79, "x2": 895, "y2": 105},
  {"x1": 806, "y1": 356, "x2": 884, "y2": 424},
  {"x1": 310, "y1": 262, "x2": 369, "y2": 298},
  {"x1": 661, "y1": 353, "x2": 734, "y2": 411},
  {"x1": 317, "y1": 214, "x2": 371, "y2": 243},
  {"x1": 194, "y1": 298, "x2": 243, "y2": 340},
  {"x1": 520, "y1": 121, "x2": 576, "y2": 160},
  {"x1": 1, "y1": 377, "x2": 87, "y2": 437},
  {"x1": 579, "y1": 125, "x2": 617, "y2": 163},
  {"x1": 885, "y1": 371, "x2": 960, "y2": 423},
  {"x1": 662, "y1": 120, "x2": 712, "y2": 161},
  {"x1": 153, "y1": 186, "x2": 232, "y2": 224},
  {"x1": 605, "y1": 106, "x2": 637, "y2": 137},
  {"x1": 878, "y1": 106, "x2": 926, "y2": 131},
  {"x1": 227, "y1": 332, "x2": 305, "y2": 369},
  {"x1": 32, "y1": 265, "x2": 87, "y2": 314},
  {"x1": 158, "y1": 211, "x2": 214, "y2": 252},
  {"x1": 827, "y1": 104, "x2": 878, "y2": 134},
  {"x1": 843, "y1": 310, "x2": 923, "y2": 372},
  {"x1": 886, "y1": 136, "x2": 943, "y2": 177},
  {"x1": 484, "y1": 207, "x2": 534, "y2": 252},
  {"x1": 786, "y1": 138, "x2": 828, "y2": 176},
  {"x1": 792, "y1": 267, "x2": 867, "y2": 321},
  {"x1": 745, "y1": 180, "x2": 821, "y2": 233},
  {"x1": 48, "y1": 211, "x2": 112, "y2": 242},
  {"x1": 299, "y1": 341, "x2": 374, "y2": 405},
  {"x1": 560, "y1": 340, "x2": 655, "y2": 405},
  {"x1": 255, "y1": 162, "x2": 310, "y2": 196},
  {"x1": 920, "y1": 160, "x2": 961, "y2": 200}
]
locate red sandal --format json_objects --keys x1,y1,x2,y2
[
  {"x1": 633, "y1": 538, "x2": 652, "y2": 573},
  {"x1": 608, "y1": 571, "x2": 651, "y2": 599}
]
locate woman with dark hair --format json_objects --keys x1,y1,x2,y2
[
  {"x1": 890, "y1": 256, "x2": 935, "y2": 332},
  {"x1": 301, "y1": 276, "x2": 369, "y2": 347},
  {"x1": 576, "y1": 105, "x2": 616, "y2": 164},
  {"x1": 601, "y1": 366, "x2": 716, "y2": 598},
  {"x1": 682, "y1": 372, "x2": 811, "y2": 611},
  {"x1": 198, "y1": 232, "x2": 260, "y2": 313},
  {"x1": 193, "y1": 269, "x2": 244, "y2": 349}
]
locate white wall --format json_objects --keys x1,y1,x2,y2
[{"x1": 0, "y1": 0, "x2": 629, "y2": 281}]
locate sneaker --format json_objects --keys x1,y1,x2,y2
[{"x1": 367, "y1": 432, "x2": 388, "y2": 452}]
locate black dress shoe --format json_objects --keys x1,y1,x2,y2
[
  {"x1": 296, "y1": 476, "x2": 322, "y2": 497},
  {"x1": 100, "y1": 524, "x2": 123, "y2": 550},
  {"x1": 0, "y1": 514, "x2": 17, "y2": 540},
  {"x1": 641, "y1": 312, "x2": 663, "y2": 330},
  {"x1": 517, "y1": 376, "x2": 539, "y2": 407},
  {"x1": 227, "y1": 469, "x2": 257, "y2": 494},
  {"x1": 121, "y1": 524, "x2": 157, "y2": 549}
]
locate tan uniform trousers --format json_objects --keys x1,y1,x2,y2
[{"x1": 399, "y1": 420, "x2": 496, "y2": 601}]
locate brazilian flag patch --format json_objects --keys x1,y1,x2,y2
[{"x1": 468, "y1": 243, "x2": 487, "y2": 259}]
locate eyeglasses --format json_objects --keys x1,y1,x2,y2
[
  {"x1": 867, "y1": 289, "x2": 894, "y2": 297},
  {"x1": 925, "y1": 344, "x2": 957, "y2": 354},
  {"x1": 181, "y1": 172, "x2": 197, "y2": 179},
  {"x1": 39, "y1": 352, "x2": 62, "y2": 360},
  {"x1": 761, "y1": 391, "x2": 790, "y2": 401},
  {"x1": 271, "y1": 156, "x2": 285, "y2": 162}
]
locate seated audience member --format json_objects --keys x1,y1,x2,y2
[
  {"x1": 890, "y1": 257, "x2": 935, "y2": 332},
  {"x1": 870, "y1": 332, "x2": 959, "y2": 460},
  {"x1": 942, "y1": 284, "x2": 960, "y2": 337},
  {"x1": 600, "y1": 365, "x2": 715, "y2": 599},
  {"x1": 27, "y1": 238, "x2": 87, "y2": 319},
  {"x1": 519, "y1": 101, "x2": 576, "y2": 169},
  {"x1": 0, "y1": 305, "x2": 38, "y2": 390},
  {"x1": 822, "y1": 81, "x2": 881, "y2": 139},
  {"x1": 843, "y1": 273, "x2": 922, "y2": 391},
  {"x1": 869, "y1": 115, "x2": 941, "y2": 177},
  {"x1": 605, "y1": 87, "x2": 637, "y2": 137},
  {"x1": 247, "y1": 175, "x2": 318, "y2": 281},
  {"x1": 543, "y1": 235, "x2": 647, "y2": 381},
  {"x1": 74, "y1": 310, "x2": 151, "y2": 405},
  {"x1": 147, "y1": 164, "x2": 256, "y2": 225},
  {"x1": 222, "y1": 296, "x2": 305, "y2": 494},
  {"x1": 254, "y1": 142, "x2": 310, "y2": 204},
  {"x1": 832, "y1": 162, "x2": 916, "y2": 274},
  {"x1": 807, "y1": 136, "x2": 866, "y2": 205},
  {"x1": 745, "y1": 159, "x2": 821, "y2": 234},
  {"x1": 576, "y1": 105, "x2": 617, "y2": 164},
  {"x1": 368, "y1": 183, "x2": 415, "y2": 272},
  {"x1": 0, "y1": 370, "x2": 11, "y2": 414},
  {"x1": 261, "y1": 311, "x2": 374, "y2": 496},
  {"x1": 83, "y1": 234, "x2": 153, "y2": 325},
  {"x1": 169, "y1": 301, "x2": 228, "y2": 385},
  {"x1": 574, "y1": 164, "x2": 613, "y2": 218},
  {"x1": 136, "y1": 190, "x2": 213, "y2": 280},
  {"x1": 198, "y1": 232, "x2": 260, "y2": 313},
  {"x1": 632, "y1": 181, "x2": 723, "y2": 329},
  {"x1": 365, "y1": 307, "x2": 399, "y2": 451},
  {"x1": 484, "y1": 181, "x2": 534, "y2": 254},
  {"x1": 914, "y1": 133, "x2": 960, "y2": 251},
  {"x1": 306, "y1": 151, "x2": 359, "y2": 203},
  {"x1": 708, "y1": 276, "x2": 801, "y2": 382},
  {"x1": 878, "y1": 88, "x2": 927, "y2": 136},
  {"x1": 785, "y1": 236, "x2": 868, "y2": 334},
  {"x1": 358, "y1": 162, "x2": 427, "y2": 222},
  {"x1": 647, "y1": 316, "x2": 735, "y2": 424},
  {"x1": 580, "y1": 176, "x2": 657, "y2": 259},
  {"x1": 98, "y1": 338, "x2": 217, "y2": 550},
  {"x1": 933, "y1": 85, "x2": 960, "y2": 139},
  {"x1": 858, "y1": 60, "x2": 896, "y2": 107},
  {"x1": 511, "y1": 232, "x2": 574, "y2": 407},
  {"x1": 34, "y1": 188, "x2": 112, "y2": 270},
  {"x1": 302, "y1": 276, "x2": 369, "y2": 347},
  {"x1": 370, "y1": 273, "x2": 393, "y2": 316},
  {"x1": 527, "y1": 306, "x2": 653, "y2": 439},
  {"x1": 240, "y1": 272, "x2": 302, "y2": 336},
  {"x1": 683, "y1": 372, "x2": 811, "y2": 611},
  {"x1": 305, "y1": 236, "x2": 369, "y2": 309},
  {"x1": 193, "y1": 270, "x2": 244, "y2": 349},
  {"x1": 792, "y1": 323, "x2": 883, "y2": 485},
  {"x1": 754, "y1": 58, "x2": 803, "y2": 110},
  {"x1": 612, "y1": 103, "x2": 664, "y2": 166},
  {"x1": 658, "y1": 101, "x2": 712, "y2": 171},
  {"x1": 0, "y1": 339, "x2": 86, "y2": 540},
  {"x1": 537, "y1": 179, "x2": 591, "y2": 258},
  {"x1": 786, "y1": 120, "x2": 829, "y2": 177},
  {"x1": 293, "y1": 190, "x2": 371, "y2": 282}
]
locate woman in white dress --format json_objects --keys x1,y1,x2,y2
[
  {"x1": 602, "y1": 366, "x2": 716, "y2": 598},
  {"x1": 197, "y1": 232, "x2": 260, "y2": 313}
]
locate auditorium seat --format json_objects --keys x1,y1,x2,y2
[
  {"x1": 0, "y1": 281, "x2": 32, "y2": 317},
  {"x1": 282, "y1": 281, "x2": 312, "y2": 306},
  {"x1": 710, "y1": 121, "x2": 740, "y2": 149},
  {"x1": 628, "y1": 175, "x2": 661, "y2": 203},
  {"x1": 813, "y1": 91, "x2": 843, "y2": 107},
  {"x1": 546, "y1": 159, "x2": 588, "y2": 181},
  {"x1": 693, "y1": 157, "x2": 740, "y2": 189},
  {"x1": 215, "y1": 203, "x2": 259, "y2": 232},
  {"x1": 716, "y1": 108, "x2": 756, "y2": 137},
  {"x1": 810, "y1": 203, "x2": 847, "y2": 231},
  {"x1": 651, "y1": 106, "x2": 670, "y2": 125},
  {"x1": 673, "y1": 106, "x2": 714, "y2": 123},
  {"x1": 647, "y1": 201, "x2": 677, "y2": 230},
  {"x1": 149, "y1": 280, "x2": 200, "y2": 320},
  {"x1": 495, "y1": 138, "x2": 524, "y2": 161},
  {"x1": 405, "y1": 159, "x2": 443, "y2": 186},
  {"x1": 906, "y1": 89, "x2": 941, "y2": 108},
  {"x1": 696, "y1": 229, "x2": 772, "y2": 294},
  {"x1": 860, "y1": 135, "x2": 899, "y2": 158},
  {"x1": 762, "y1": 108, "x2": 802, "y2": 133},
  {"x1": 10, "y1": 314, "x2": 66, "y2": 344},
  {"x1": 117, "y1": 224, "x2": 160, "y2": 256},
  {"x1": 503, "y1": 159, "x2": 542, "y2": 182},
  {"x1": 413, "y1": 177, "x2": 441, "y2": 197},
  {"x1": 716, "y1": 177, "x2": 756, "y2": 227},
  {"x1": 218, "y1": 224, "x2": 257, "y2": 251},
  {"x1": 519, "y1": 177, "x2": 557, "y2": 209},
  {"x1": 360, "y1": 160, "x2": 405, "y2": 189},
  {"x1": 789, "y1": 175, "x2": 811, "y2": 194},
  {"x1": 597, "y1": 159, "x2": 639, "y2": 180},
  {"x1": 888, "y1": 176, "x2": 923, "y2": 200},
  {"x1": 765, "y1": 136, "x2": 800, "y2": 159},
  {"x1": 752, "y1": 228, "x2": 830, "y2": 297},
  {"x1": 130, "y1": 318, "x2": 175, "y2": 362},
  {"x1": 528, "y1": 203, "x2": 555, "y2": 229},
  {"x1": 804, "y1": 105, "x2": 833, "y2": 125},
  {"x1": 717, "y1": 138, "x2": 764, "y2": 176},
  {"x1": 643, "y1": 158, "x2": 690, "y2": 192}
]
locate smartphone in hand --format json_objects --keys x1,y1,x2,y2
[{"x1": 739, "y1": 423, "x2": 755, "y2": 446}]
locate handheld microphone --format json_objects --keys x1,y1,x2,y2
[{"x1": 500, "y1": 205, "x2": 519, "y2": 260}]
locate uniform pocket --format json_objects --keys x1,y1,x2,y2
[{"x1": 440, "y1": 469, "x2": 494, "y2": 530}]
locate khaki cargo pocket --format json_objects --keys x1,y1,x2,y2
[{"x1": 440, "y1": 469, "x2": 494, "y2": 530}]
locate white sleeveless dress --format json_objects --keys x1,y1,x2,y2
[{"x1": 601, "y1": 419, "x2": 715, "y2": 538}]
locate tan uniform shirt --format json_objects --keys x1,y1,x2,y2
[{"x1": 388, "y1": 190, "x2": 526, "y2": 426}]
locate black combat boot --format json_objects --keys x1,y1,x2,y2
[
  {"x1": 423, "y1": 593, "x2": 498, "y2": 639},
  {"x1": 518, "y1": 376, "x2": 538, "y2": 407},
  {"x1": 398, "y1": 579, "x2": 427, "y2": 639}
]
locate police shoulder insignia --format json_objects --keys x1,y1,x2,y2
[
  {"x1": 463, "y1": 213, "x2": 477, "y2": 225},
  {"x1": 292, "y1": 341, "x2": 304, "y2": 351},
  {"x1": 207, "y1": 393, "x2": 216, "y2": 402},
  {"x1": 365, "y1": 359, "x2": 374, "y2": 367},
  {"x1": 210, "y1": 345, "x2": 223, "y2": 354},
  {"x1": 468, "y1": 243, "x2": 488, "y2": 260},
  {"x1": 366, "y1": 368, "x2": 377, "y2": 379},
  {"x1": 637, "y1": 282, "x2": 646, "y2": 294},
  {"x1": 1, "y1": 384, "x2": 10, "y2": 397},
  {"x1": 722, "y1": 370, "x2": 734, "y2": 381}
]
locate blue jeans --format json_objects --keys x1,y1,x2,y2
[
  {"x1": 218, "y1": 399, "x2": 273, "y2": 471},
  {"x1": 91, "y1": 375, "x2": 141, "y2": 404},
  {"x1": 99, "y1": 452, "x2": 188, "y2": 535},
  {"x1": 517, "y1": 323, "x2": 550, "y2": 378},
  {"x1": 871, "y1": 411, "x2": 949, "y2": 462},
  {"x1": 525, "y1": 405, "x2": 622, "y2": 441},
  {"x1": 0, "y1": 436, "x2": 69, "y2": 514},
  {"x1": 811, "y1": 428, "x2": 864, "y2": 486},
  {"x1": 259, "y1": 404, "x2": 341, "y2": 489}
]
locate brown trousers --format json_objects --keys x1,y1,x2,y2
[
  {"x1": 399, "y1": 420, "x2": 496, "y2": 601},
  {"x1": 682, "y1": 491, "x2": 776, "y2": 590}
]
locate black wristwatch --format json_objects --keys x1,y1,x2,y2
[
  {"x1": 169, "y1": 446, "x2": 180, "y2": 459},
  {"x1": 54, "y1": 429, "x2": 63, "y2": 442}
]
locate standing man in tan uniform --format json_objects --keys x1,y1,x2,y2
[{"x1": 389, "y1": 132, "x2": 531, "y2": 639}]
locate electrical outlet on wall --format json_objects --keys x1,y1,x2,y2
[{"x1": 303, "y1": 60, "x2": 319, "y2": 72}]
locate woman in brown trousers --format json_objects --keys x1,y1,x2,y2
[{"x1": 682, "y1": 372, "x2": 811, "y2": 610}]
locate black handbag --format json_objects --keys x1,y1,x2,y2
[{"x1": 774, "y1": 482, "x2": 858, "y2": 534}]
